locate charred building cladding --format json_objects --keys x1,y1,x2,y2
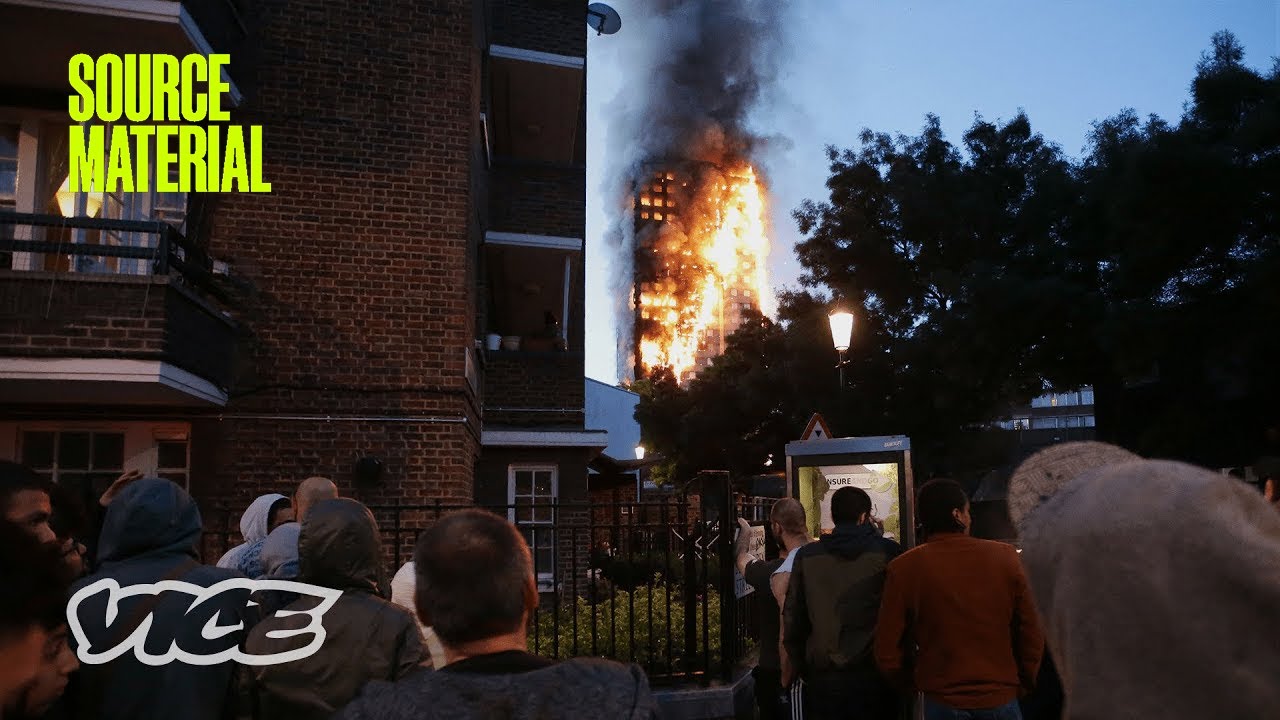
[{"x1": 631, "y1": 161, "x2": 768, "y2": 383}]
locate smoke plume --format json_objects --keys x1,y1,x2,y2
[{"x1": 604, "y1": 0, "x2": 788, "y2": 381}]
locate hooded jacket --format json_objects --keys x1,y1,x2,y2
[
  {"x1": 216, "y1": 493, "x2": 287, "y2": 578},
  {"x1": 1017, "y1": 459, "x2": 1280, "y2": 720},
  {"x1": 782, "y1": 522, "x2": 901, "y2": 676},
  {"x1": 250, "y1": 521, "x2": 302, "y2": 620},
  {"x1": 243, "y1": 499, "x2": 426, "y2": 720},
  {"x1": 335, "y1": 656, "x2": 660, "y2": 720},
  {"x1": 68, "y1": 478, "x2": 250, "y2": 720}
]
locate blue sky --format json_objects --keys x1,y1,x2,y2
[{"x1": 583, "y1": 0, "x2": 1279, "y2": 383}]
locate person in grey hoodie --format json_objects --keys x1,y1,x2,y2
[
  {"x1": 216, "y1": 493, "x2": 290, "y2": 579},
  {"x1": 1009, "y1": 442, "x2": 1280, "y2": 720},
  {"x1": 67, "y1": 478, "x2": 251, "y2": 720},
  {"x1": 336, "y1": 508, "x2": 661, "y2": 720},
  {"x1": 249, "y1": 521, "x2": 302, "y2": 620},
  {"x1": 243, "y1": 498, "x2": 426, "y2": 720}
]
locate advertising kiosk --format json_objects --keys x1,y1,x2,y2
[{"x1": 784, "y1": 433, "x2": 917, "y2": 549}]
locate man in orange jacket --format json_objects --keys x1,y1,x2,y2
[{"x1": 874, "y1": 479, "x2": 1043, "y2": 720}]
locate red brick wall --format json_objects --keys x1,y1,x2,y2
[
  {"x1": 201, "y1": 0, "x2": 484, "y2": 506},
  {"x1": 488, "y1": 165, "x2": 586, "y2": 238},
  {"x1": 489, "y1": 0, "x2": 584, "y2": 58},
  {"x1": 0, "y1": 272, "x2": 236, "y2": 386},
  {"x1": 483, "y1": 351, "x2": 585, "y2": 426}
]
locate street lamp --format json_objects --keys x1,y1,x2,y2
[
  {"x1": 634, "y1": 445, "x2": 646, "y2": 460},
  {"x1": 828, "y1": 307, "x2": 853, "y2": 391}
]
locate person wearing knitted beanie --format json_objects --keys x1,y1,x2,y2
[{"x1": 1009, "y1": 442, "x2": 1280, "y2": 720}]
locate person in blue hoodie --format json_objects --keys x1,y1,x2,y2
[{"x1": 67, "y1": 478, "x2": 252, "y2": 720}]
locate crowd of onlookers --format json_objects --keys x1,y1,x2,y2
[
  {"x1": 0, "y1": 464, "x2": 657, "y2": 720},
  {"x1": 2, "y1": 441, "x2": 1279, "y2": 720},
  {"x1": 737, "y1": 442, "x2": 1280, "y2": 720}
]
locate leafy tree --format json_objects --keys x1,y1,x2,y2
[{"x1": 637, "y1": 31, "x2": 1280, "y2": 483}]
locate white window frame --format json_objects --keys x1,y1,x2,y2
[
  {"x1": 17, "y1": 427, "x2": 128, "y2": 486},
  {"x1": 8, "y1": 421, "x2": 191, "y2": 489},
  {"x1": 0, "y1": 109, "x2": 188, "y2": 273},
  {"x1": 507, "y1": 464, "x2": 558, "y2": 592}
]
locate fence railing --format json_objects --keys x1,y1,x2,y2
[
  {"x1": 0, "y1": 211, "x2": 227, "y2": 302},
  {"x1": 202, "y1": 493, "x2": 780, "y2": 686}
]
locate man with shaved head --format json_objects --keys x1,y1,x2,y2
[
  {"x1": 337, "y1": 509, "x2": 658, "y2": 719},
  {"x1": 736, "y1": 498, "x2": 811, "y2": 720},
  {"x1": 295, "y1": 476, "x2": 338, "y2": 522}
]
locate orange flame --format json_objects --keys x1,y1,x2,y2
[{"x1": 637, "y1": 164, "x2": 770, "y2": 382}]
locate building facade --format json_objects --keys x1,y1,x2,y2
[
  {"x1": 632, "y1": 163, "x2": 762, "y2": 382},
  {"x1": 0, "y1": 0, "x2": 600, "y2": 574}
]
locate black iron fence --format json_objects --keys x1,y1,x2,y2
[{"x1": 203, "y1": 492, "x2": 781, "y2": 686}]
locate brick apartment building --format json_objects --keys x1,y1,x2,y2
[{"x1": 0, "y1": 0, "x2": 601, "y2": 581}]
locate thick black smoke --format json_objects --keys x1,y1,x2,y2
[{"x1": 604, "y1": 0, "x2": 787, "y2": 381}]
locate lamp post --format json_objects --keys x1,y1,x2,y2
[
  {"x1": 828, "y1": 308, "x2": 853, "y2": 392},
  {"x1": 634, "y1": 445, "x2": 645, "y2": 500}
]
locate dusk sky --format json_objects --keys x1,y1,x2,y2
[{"x1": 584, "y1": 0, "x2": 1279, "y2": 384}]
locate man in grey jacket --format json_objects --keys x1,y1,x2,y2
[
  {"x1": 337, "y1": 508, "x2": 661, "y2": 720},
  {"x1": 244, "y1": 498, "x2": 426, "y2": 719}
]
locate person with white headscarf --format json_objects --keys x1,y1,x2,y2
[
  {"x1": 391, "y1": 561, "x2": 447, "y2": 668},
  {"x1": 216, "y1": 493, "x2": 290, "y2": 578}
]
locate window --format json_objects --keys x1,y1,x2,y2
[
  {"x1": 156, "y1": 439, "x2": 190, "y2": 487},
  {"x1": 508, "y1": 465, "x2": 557, "y2": 591},
  {"x1": 0, "y1": 123, "x2": 17, "y2": 213},
  {"x1": 1081, "y1": 388, "x2": 1095, "y2": 405},
  {"x1": 2, "y1": 115, "x2": 188, "y2": 274},
  {"x1": 21, "y1": 430, "x2": 124, "y2": 486},
  {"x1": 21, "y1": 429, "x2": 125, "y2": 563},
  {"x1": 0, "y1": 123, "x2": 17, "y2": 264}
]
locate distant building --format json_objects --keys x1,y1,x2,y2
[
  {"x1": 993, "y1": 387, "x2": 1096, "y2": 433},
  {"x1": 972, "y1": 387, "x2": 1097, "y2": 542}
]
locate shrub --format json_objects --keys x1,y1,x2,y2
[
  {"x1": 596, "y1": 552, "x2": 723, "y2": 591},
  {"x1": 528, "y1": 582, "x2": 732, "y2": 672}
]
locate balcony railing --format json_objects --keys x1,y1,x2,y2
[{"x1": 0, "y1": 211, "x2": 227, "y2": 303}]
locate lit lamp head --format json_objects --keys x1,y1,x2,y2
[
  {"x1": 828, "y1": 308, "x2": 854, "y2": 353},
  {"x1": 634, "y1": 445, "x2": 646, "y2": 461},
  {"x1": 56, "y1": 175, "x2": 103, "y2": 218}
]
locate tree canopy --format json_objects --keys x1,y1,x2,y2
[{"x1": 636, "y1": 32, "x2": 1280, "y2": 485}]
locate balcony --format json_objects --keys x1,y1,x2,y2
[
  {"x1": 0, "y1": 211, "x2": 235, "y2": 407},
  {"x1": 482, "y1": 349, "x2": 586, "y2": 429},
  {"x1": 0, "y1": 0, "x2": 244, "y2": 105},
  {"x1": 488, "y1": 45, "x2": 584, "y2": 165}
]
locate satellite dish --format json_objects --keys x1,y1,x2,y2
[{"x1": 587, "y1": 3, "x2": 622, "y2": 35}]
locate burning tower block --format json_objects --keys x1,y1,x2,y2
[{"x1": 632, "y1": 161, "x2": 769, "y2": 383}]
